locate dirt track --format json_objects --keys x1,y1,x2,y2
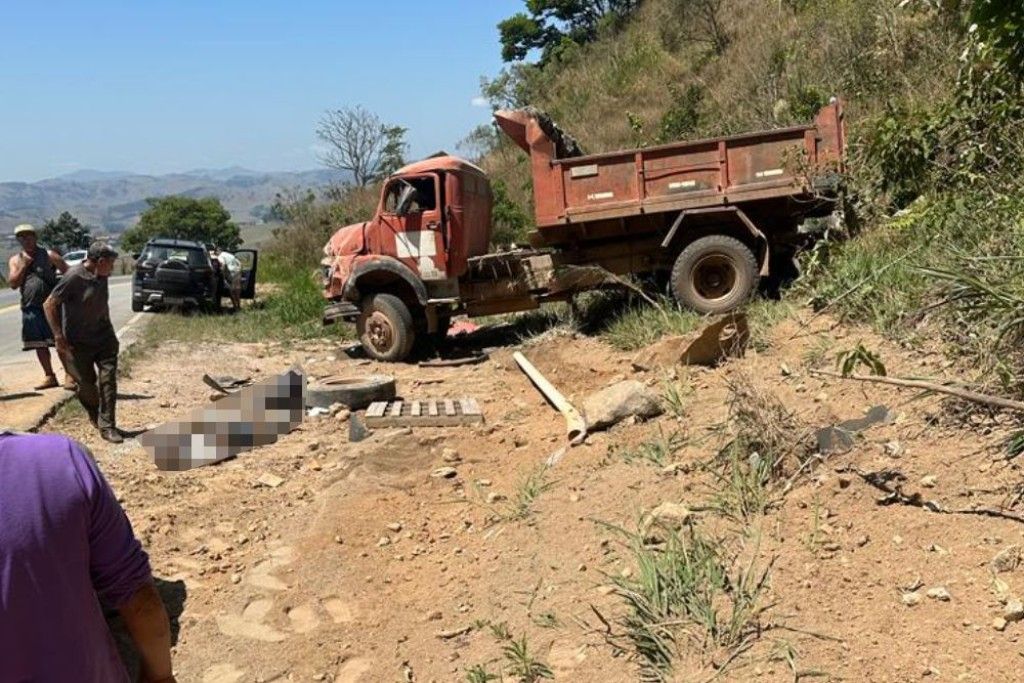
[{"x1": 49, "y1": 312, "x2": 1024, "y2": 682}]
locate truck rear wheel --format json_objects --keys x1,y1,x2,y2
[
  {"x1": 357, "y1": 293, "x2": 415, "y2": 362},
  {"x1": 670, "y1": 235, "x2": 758, "y2": 314}
]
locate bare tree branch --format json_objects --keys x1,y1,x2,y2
[{"x1": 316, "y1": 106, "x2": 393, "y2": 186}]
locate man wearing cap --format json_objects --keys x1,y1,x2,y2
[
  {"x1": 43, "y1": 241, "x2": 124, "y2": 443},
  {"x1": 7, "y1": 224, "x2": 72, "y2": 389}
]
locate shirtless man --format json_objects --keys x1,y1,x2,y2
[{"x1": 7, "y1": 224, "x2": 72, "y2": 389}]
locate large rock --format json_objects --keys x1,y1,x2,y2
[
  {"x1": 632, "y1": 313, "x2": 749, "y2": 370},
  {"x1": 582, "y1": 380, "x2": 662, "y2": 431}
]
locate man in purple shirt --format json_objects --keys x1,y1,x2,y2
[{"x1": 0, "y1": 432, "x2": 176, "y2": 682}]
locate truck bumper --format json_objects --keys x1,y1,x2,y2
[{"x1": 323, "y1": 300, "x2": 360, "y2": 326}]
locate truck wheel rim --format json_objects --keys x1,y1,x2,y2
[
  {"x1": 366, "y1": 313, "x2": 395, "y2": 353},
  {"x1": 692, "y1": 254, "x2": 737, "y2": 301}
]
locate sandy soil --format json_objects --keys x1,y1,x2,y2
[{"x1": 48, "y1": 311, "x2": 1024, "y2": 683}]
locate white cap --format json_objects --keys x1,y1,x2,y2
[{"x1": 14, "y1": 224, "x2": 36, "y2": 236}]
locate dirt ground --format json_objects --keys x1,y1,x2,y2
[{"x1": 49, "y1": 310, "x2": 1024, "y2": 683}]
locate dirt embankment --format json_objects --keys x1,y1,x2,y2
[{"x1": 52, "y1": 312, "x2": 1024, "y2": 682}]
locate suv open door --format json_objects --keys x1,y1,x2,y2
[{"x1": 235, "y1": 249, "x2": 259, "y2": 299}]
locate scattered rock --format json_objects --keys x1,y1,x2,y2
[
  {"x1": 902, "y1": 592, "x2": 922, "y2": 607},
  {"x1": 884, "y1": 440, "x2": 903, "y2": 457},
  {"x1": 631, "y1": 314, "x2": 749, "y2": 369},
  {"x1": 926, "y1": 586, "x2": 951, "y2": 602},
  {"x1": 256, "y1": 473, "x2": 284, "y2": 489},
  {"x1": 582, "y1": 380, "x2": 663, "y2": 431},
  {"x1": 431, "y1": 467, "x2": 458, "y2": 479},
  {"x1": 641, "y1": 502, "x2": 692, "y2": 542},
  {"x1": 991, "y1": 545, "x2": 1021, "y2": 574}
]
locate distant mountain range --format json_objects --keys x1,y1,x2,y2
[{"x1": 0, "y1": 166, "x2": 347, "y2": 236}]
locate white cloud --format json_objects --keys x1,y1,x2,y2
[{"x1": 470, "y1": 96, "x2": 489, "y2": 108}]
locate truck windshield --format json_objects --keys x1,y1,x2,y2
[{"x1": 384, "y1": 177, "x2": 437, "y2": 213}]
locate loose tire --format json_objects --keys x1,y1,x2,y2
[
  {"x1": 670, "y1": 235, "x2": 758, "y2": 314},
  {"x1": 357, "y1": 293, "x2": 416, "y2": 362},
  {"x1": 307, "y1": 374, "x2": 396, "y2": 410}
]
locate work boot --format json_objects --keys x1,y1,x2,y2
[
  {"x1": 100, "y1": 428, "x2": 124, "y2": 444},
  {"x1": 35, "y1": 374, "x2": 58, "y2": 390}
]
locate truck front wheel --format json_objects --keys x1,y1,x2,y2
[
  {"x1": 357, "y1": 293, "x2": 416, "y2": 362},
  {"x1": 670, "y1": 235, "x2": 758, "y2": 314}
]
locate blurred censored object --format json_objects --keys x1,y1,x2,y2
[{"x1": 139, "y1": 368, "x2": 306, "y2": 471}]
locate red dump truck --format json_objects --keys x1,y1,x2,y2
[{"x1": 322, "y1": 101, "x2": 845, "y2": 361}]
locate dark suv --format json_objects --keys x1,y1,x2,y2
[{"x1": 131, "y1": 238, "x2": 257, "y2": 312}]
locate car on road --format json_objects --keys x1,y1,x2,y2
[
  {"x1": 62, "y1": 249, "x2": 87, "y2": 268},
  {"x1": 131, "y1": 238, "x2": 257, "y2": 313}
]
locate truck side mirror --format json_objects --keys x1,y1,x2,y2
[{"x1": 395, "y1": 184, "x2": 420, "y2": 217}]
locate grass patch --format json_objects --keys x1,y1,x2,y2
[
  {"x1": 610, "y1": 525, "x2": 771, "y2": 681},
  {"x1": 500, "y1": 465, "x2": 553, "y2": 521},
  {"x1": 710, "y1": 375, "x2": 815, "y2": 519},
  {"x1": 611, "y1": 426, "x2": 687, "y2": 468}
]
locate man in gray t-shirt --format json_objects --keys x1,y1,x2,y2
[{"x1": 45, "y1": 241, "x2": 123, "y2": 443}]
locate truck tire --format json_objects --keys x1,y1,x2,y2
[
  {"x1": 357, "y1": 293, "x2": 416, "y2": 362},
  {"x1": 307, "y1": 374, "x2": 396, "y2": 410},
  {"x1": 670, "y1": 235, "x2": 758, "y2": 314}
]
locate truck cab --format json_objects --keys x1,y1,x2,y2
[{"x1": 322, "y1": 156, "x2": 493, "y2": 360}]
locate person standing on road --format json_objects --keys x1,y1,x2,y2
[
  {"x1": 213, "y1": 246, "x2": 243, "y2": 311},
  {"x1": 43, "y1": 241, "x2": 124, "y2": 443},
  {"x1": 0, "y1": 431, "x2": 177, "y2": 682},
  {"x1": 6, "y1": 223, "x2": 73, "y2": 390}
]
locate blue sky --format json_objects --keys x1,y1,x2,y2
[{"x1": 0, "y1": 0, "x2": 523, "y2": 182}]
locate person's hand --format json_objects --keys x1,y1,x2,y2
[{"x1": 54, "y1": 335, "x2": 72, "y2": 358}]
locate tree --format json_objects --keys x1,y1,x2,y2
[
  {"x1": 120, "y1": 196, "x2": 240, "y2": 254},
  {"x1": 39, "y1": 211, "x2": 91, "y2": 252},
  {"x1": 376, "y1": 125, "x2": 409, "y2": 180},
  {"x1": 498, "y1": 0, "x2": 640, "y2": 63},
  {"x1": 316, "y1": 106, "x2": 408, "y2": 186}
]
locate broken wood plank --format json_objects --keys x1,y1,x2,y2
[{"x1": 366, "y1": 402, "x2": 388, "y2": 418}]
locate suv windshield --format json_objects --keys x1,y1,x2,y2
[{"x1": 142, "y1": 245, "x2": 208, "y2": 268}]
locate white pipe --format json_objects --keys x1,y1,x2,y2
[{"x1": 513, "y1": 351, "x2": 587, "y2": 446}]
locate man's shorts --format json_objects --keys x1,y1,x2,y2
[{"x1": 21, "y1": 305, "x2": 55, "y2": 350}]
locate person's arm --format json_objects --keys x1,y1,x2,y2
[
  {"x1": 7, "y1": 253, "x2": 29, "y2": 289},
  {"x1": 118, "y1": 582, "x2": 176, "y2": 683},
  {"x1": 42, "y1": 293, "x2": 70, "y2": 356},
  {"x1": 49, "y1": 250, "x2": 69, "y2": 274},
  {"x1": 66, "y1": 438, "x2": 176, "y2": 681}
]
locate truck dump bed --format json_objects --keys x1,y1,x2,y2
[{"x1": 494, "y1": 103, "x2": 845, "y2": 244}]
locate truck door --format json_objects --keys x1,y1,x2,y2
[{"x1": 378, "y1": 174, "x2": 448, "y2": 281}]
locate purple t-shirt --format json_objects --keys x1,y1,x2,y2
[{"x1": 0, "y1": 432, "x2": 152, "y2": 682}]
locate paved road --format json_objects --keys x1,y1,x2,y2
[{"x1": 0, "y1": 276, "x2": 137, "y2": 366}]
